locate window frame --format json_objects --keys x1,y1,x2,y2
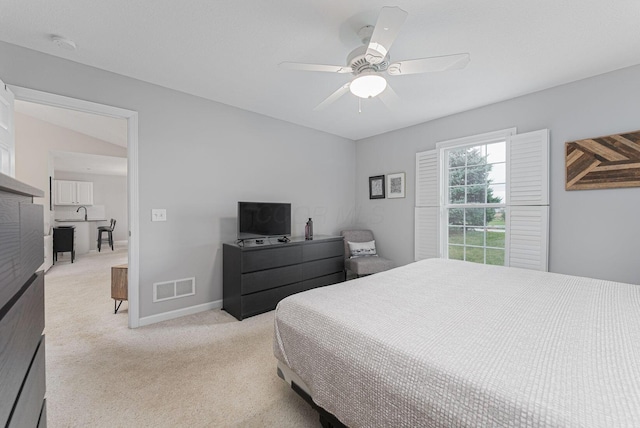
[{"x1": 436, "y1": 128, "x2": 516, "y2": 265}]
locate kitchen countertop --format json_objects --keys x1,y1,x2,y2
[{"x1": 55, "y1": 219, "x2": 108, "y2": 222}]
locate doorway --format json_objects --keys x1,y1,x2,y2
[{"x1": 10, "y1": 85, "x2": 140, "y2": 328}]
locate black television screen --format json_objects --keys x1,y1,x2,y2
[{"x1": 237, "y1": 202, "x2": 291, "y2": 239}]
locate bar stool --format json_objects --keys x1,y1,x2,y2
[{"x1": 98, "y1": 219, "x2": 116, "y2": 252}]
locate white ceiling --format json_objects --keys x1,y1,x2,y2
[
  {"x1": 2, "y1": 1, "x2": 640, "y2": 141},
  {"x1": 52, "y1": 151, "x2": 127, "y2": 176}
]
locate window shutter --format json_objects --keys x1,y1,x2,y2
[
  {"x1": 507, "y1": 129, "x2": 549, "y2": 271},
  {"x1": 415, "y1": 207, "x2": 439, "y2": 260},
  {"x1": 415, "y1": 149, "x2": 439, "y2": 260},
  {"x1": 508, "y1": 206, "x2": 549, "y2": 271},
  {"x1": 415, "y1": 150, "x2": 438, "y2": 206},
  {"x1": 508, "y1": 129, "x2": 549, "y2": 205}
]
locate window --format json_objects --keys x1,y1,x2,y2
[
  {"x1": 445, "y1": 140, "x2": 506, "y2": 265},
  {"x1": 415, "y1": 128, "x2": 549, "y2": 271}
]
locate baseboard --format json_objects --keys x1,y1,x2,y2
[{"x1": 138, "y1": 300, "x2": 223, "y2": 327}]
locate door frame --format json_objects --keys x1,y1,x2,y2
[{"x1": 10, "y1": 85, "x2": 141, "y2": 328}]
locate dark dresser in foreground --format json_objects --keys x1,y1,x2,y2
[
  {"x1": 223, "y1": 235, "x2": 345, "y2": 320},
  {"x1": 0, "y1": 173, "x2": 46, "y2": 427}
]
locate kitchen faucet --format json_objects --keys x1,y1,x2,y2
[{"x1": 77, "y1": 206, "x2": 88, "y2": 221}]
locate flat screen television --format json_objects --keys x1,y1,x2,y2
[{"x1": 237, "y1": 202, "x2": 291, "y2": 240}]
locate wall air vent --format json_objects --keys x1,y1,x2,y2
[{"x1": 153, "y1": 277, "x2": 195, "y2": 302}]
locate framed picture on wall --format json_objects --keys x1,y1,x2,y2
[
  {"x1": 369, "y1": 175, "x2": 385, "y2": 199},
  {"x1": 387, "y1": 172, "x2": 405, "y2": 198}
]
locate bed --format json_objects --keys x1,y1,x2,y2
[{"x1": 273, "y1": 258, "x2": 640, "y2": 427}]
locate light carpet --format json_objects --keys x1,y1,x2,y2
[{"x1": 44, "y1": 247, "x2": 318, "y2": 427}]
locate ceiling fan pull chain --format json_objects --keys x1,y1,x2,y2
[{"x1": 358, "y1": 97, "x2": 362, "y2": 114}]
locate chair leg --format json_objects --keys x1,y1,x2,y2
[
  {"x1": 109, "y1": 231, "x2": 113, "y2": 250},
  {"x1": 97, "y1": 231, "x2": 101, "y2": 252}
]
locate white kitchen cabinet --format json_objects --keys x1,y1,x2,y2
[
  {"x1": 54, "y1": 180, "x2": 94, "y2": 205},
  {"x1": 76, "y1": 181, "x2": 93, "y2": 205}
]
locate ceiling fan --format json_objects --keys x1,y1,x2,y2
[{"x1": 280, "y1": 6, "x2": 470, "y2": 111}]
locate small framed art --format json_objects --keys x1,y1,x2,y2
[
  {"x1": 387, "y1": 172, "x2": 405, "y2": 198},
  {"x1": 369, "y1": 175, "x2": 385, "y2": 199}
]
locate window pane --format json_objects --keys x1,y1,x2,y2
[
  {"x1": 486, "y1": 228, "x2": 505, "y2": 249},
  {"x1": 448, "y1": 208, "x2": 464, "y2": 225},
  {"x1": 466, "y1": 247, "x2": 484, "y2": 263},
  {"x1": 487, "y1": 183, "x2": 505, "y2": 203},
  {"x1": 487, "y1": 207, "x2": 505, "y2": 227},
  {"x1": 448, "y1": 226, "x2": 464, "y2": 244},
  {"x1": 487, "y1": 162, "x2": 505, "y2": 184},
  {"x1": 449, "y1": 167, "x2": 465, "y2": 186},
  {"x1": 449, "y1": 187, "x2": 465, "y2": 204},
  {"x1": 466, "y1": 146, "x2": 486, "y2": 166},
  {"x1": 449, "y1": 245, "x2": 464, "y2": 260},
  {"x1": 486, "y1": 142, "x2": 506, "y2": 163},
  {"x1": 464, "y1": 208, "x2": 485, "y2": 226},
  {"x1": 466, "y1": 185, "x2": 486, "y2": 203},
  {"x1": 466, "y1": 165, "x2": 487, "y2": 185},
  {"x1": 486, "y1": 249, "x2": 505, "y2": 266},
  {"x1": 465, "y1": 227, "x2": 484, "y2": 246},
  {"x1": 448, "y1": 148, "x2": 466, "y2": 168}
]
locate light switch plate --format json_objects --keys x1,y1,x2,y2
[{"x1": 152, "y1": 208, "x2": 167, "y2": 222}]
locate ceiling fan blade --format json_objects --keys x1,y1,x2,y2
[
  {"x1": 387, "y1": 53, "x2": 470, "y2": 76},
  {"x1": 365, "y1": 6, "x2": 408, "y2": 65},
  {"x1": 279, "y1": 62, "x2": 352, "y2": 73},
  {"x1": 314, "y1": 83, "x2": 351, "y2": 111},
  {"x1": 378, "y1": 83, "x2": 400, "y2": 109}
]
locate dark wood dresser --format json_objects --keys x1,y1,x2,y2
[
  {"x1": 223, "y1": 235, "x2": 344, "y2": 320},
  {"x1": 0, "y1": 173, "x2": 46, "y2": 427}
]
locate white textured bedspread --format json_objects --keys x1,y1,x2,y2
[{"x1": 273, "y1": 259, "x2": 640, "y2": 427}]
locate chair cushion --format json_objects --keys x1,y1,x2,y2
[
  {"x1": 347, "y1": 240, "x2": 377, "y2": 258},
  {"x1": 345, "y1": 256, "x2": 395, "y2": 275}
]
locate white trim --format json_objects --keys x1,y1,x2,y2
[
  {"x1": 0, "y1": 80, "x2": 15, "y2": 177},
  {"x1": 9, "y1": 85, "x2": 141, "y2": 328},
  {"x1": 126, "y1": 113, "x2": 140, "y2": 328},
  {"x1": 9, "y1": 86, "x2": 135, "y2": 119},
  {"x1": 436, "y1": 127, "x2": 516, "y2": 150},
  {"x1": 138, "y1": 300, "x2": 223, "y2": 327}
]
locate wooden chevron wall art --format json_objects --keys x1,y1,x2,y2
[{"x1": 566, "y1": 130, "x2": 640, "y2": 190}]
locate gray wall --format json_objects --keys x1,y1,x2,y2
[
  {"x1": 355, "y1": 64, "x2": 640, "y2": 285},
  {"x1": 54, "y1": 171, "x2": 129, "y2": 243},
  {"x1": 0, "y1": 42, "x2": 356, "y2": 318}
]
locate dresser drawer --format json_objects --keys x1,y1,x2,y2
[
  {"x1": 241, "y1": 281, "x2": 309, "y2": 318},
  {"x1": 0, "y1": 200, "x2": 43, "y2": 311},
  {"x1": 0, "y1": 272, "x2": 45, "y2": 426},
  {"x1": 303, "y1": 272, "x2": 345, "y2": 289},
  {"x1": 20, "y1": 203, "x2": 44, "y2": 280},
  {"x1": 302, "y1": 239, "x2": 344, "y2": 262},
  {"x1": 302, "y1": 256, "x2": 344, "y2": 280},
  {"x1": 0, "y1": 197, "x2": 20, "y2": 310},
  {"x1": 242, "y1": 264, "x2": 303, "y2": 294},
  {"x1": 241, "y1": 246, "x2": 302, "y2": 272},
  {"x1": 9, "y1": 336, "x2": 46, "y2": 428}
]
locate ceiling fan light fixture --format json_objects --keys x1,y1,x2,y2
[{"x1": 350, "y1": 74, "x2": 387, "y2": 99}]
